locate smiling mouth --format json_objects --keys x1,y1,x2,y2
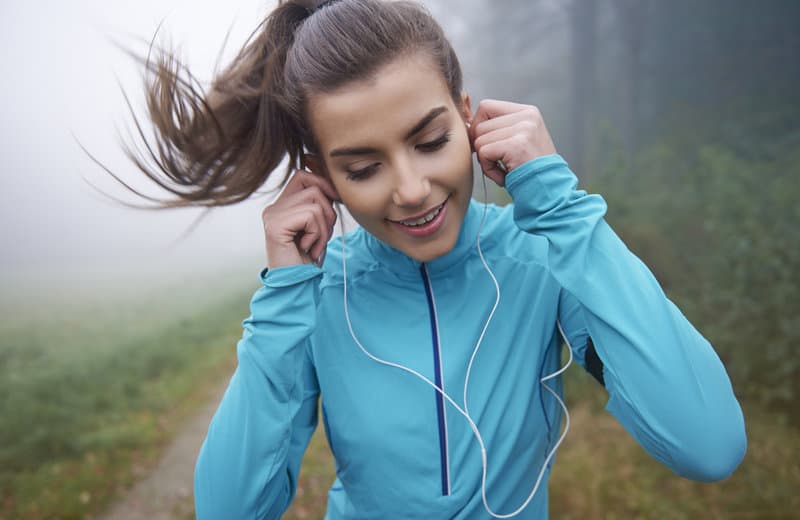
[{"x1": 389, "y1": 199, "x2": 447, "y2": 227}]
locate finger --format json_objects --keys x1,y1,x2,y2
[
  {"x1": 297, "y1": 225, "x2": 321, "y2": 258},
  {"x1": 473, "y1": 111, "x2": 556, "y2": 172},
  {"x1": 473, "y1": 124, "x2": 521, "y2": 155},
  {"x1": 269, "y1": 186, "x2": 336, "y2": 238},
  {"x1": 472, "y1": 108, "x2": 539, "y2": 140},
  {"x1": 279, "y1": 185, "x2": 337, "y2": 231},
  {"x1": 471, "y1": 99, "x2": 532, "y2": 129},
  {"x1": 275, "y1": 204, "x2": 326, "y2": 261},
  {"x1": 476, "y1": 139, "x2": 515, "y2": 186},
  {"x1": 285, "y1": 169, "x2": 340, "y2": 202},
  {"x1": 265, "y1": 197, "x2": 325, "y2": 243},
  {"x1": 307, "y1": 203, "x2": 332, "y2": 261},
  {"x1": 308, "y1": 216, "x2": 330, "y2": 262},
  {"x1": 481, "y1": 165, "x2": 506, "y2": 186},
  {"x1": 295, "y1": 202, "x2": 330, "y2": 259},
  {"x1": 263, "y1": 212, "x2": 311, "y2": 268}
]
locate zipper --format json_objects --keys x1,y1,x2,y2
[{"x1": 420, "y1": 264, "x2": 451, "y2": 496}]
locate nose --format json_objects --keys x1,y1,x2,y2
[{"x1": 391, "y1": 157, "x2": 431, "y2": 207}]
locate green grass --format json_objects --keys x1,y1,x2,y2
[
  {"x1": 0, "y1": 273, "x2": 254, "y2": 519},
  {"x1": 3, "y1": 272, "x2": 795, "y2": 519},
  {"x1": 549, "y1": 370, "x2": 800, "y2": 520}
]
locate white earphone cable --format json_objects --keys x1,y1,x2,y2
[{"x1": 335, "y1": 172, "x2": 572, "y2": 518}]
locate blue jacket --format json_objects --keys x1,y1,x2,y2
[{"x1": 194, "y1": 155, "x2": 746, "y2": 519}]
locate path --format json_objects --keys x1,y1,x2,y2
[{"x1": 98, "y1": 382, "x2": 227, "y2": 520}]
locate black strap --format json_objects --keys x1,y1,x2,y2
[{"x1": 584, "y1": 337, "x2": 605, "y2": 386}]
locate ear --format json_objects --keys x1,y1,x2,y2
[
  {"x1": 460, "y1": 92, "x2": 473, "y2": 124},
  {"x1": 302, "y1": 153, "x2": 325, "y2": 178},
  {"x1": 460, "y1": 92, "x2": 475, "y2": 153},
  {"x1": 302, "y1": 153, "x2": 341, "y2": 200}
]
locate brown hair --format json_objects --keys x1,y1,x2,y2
[{"x1": 117, "y1": 0, "x2": 464, "y2": 208}]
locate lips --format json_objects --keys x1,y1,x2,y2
[
  {"x1": 387, "y1": 198, "x2": 449, "y2": 238},
  {"x1": 390, "y1": 201, "x2": 446, "y2": 227}
]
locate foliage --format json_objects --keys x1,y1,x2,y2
[
  {"x1": 586, "y1": 101, "x2": 800, "y2": 416},
  {"x1": 549, "y1": 370, "x2": 800, "y2": 520},
  {"x1": 0, "y1": 279, "x2": 251, "y2": 519}
]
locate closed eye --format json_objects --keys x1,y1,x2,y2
[
  {"x1": 346, "y1": 163, "x2": 380, "y2": 181},
  {"x1": 344, "y1": 132, "x2": 451, "y2": 181},
  {"x1": 417, "y1": 133, "x2": 451, "y2": 152}
]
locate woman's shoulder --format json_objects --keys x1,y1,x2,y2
[{"x1": 476, "y1": 200, "x2": 550, "y2": 268}]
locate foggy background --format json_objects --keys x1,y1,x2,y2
[
  {"x1": 2, "y1": 1, "x2": 799, "y2": 518},
  {"x1": 2, "y1": 0, "x2": 798, "y2": 406},
  {"x1": 0, "y1": 0, "x2": 491, "y2": 295},
  {"x1": 1, "y1": 0, "x2": 276, "y2": 294},
  {"x1": 6, "y1": 0, "x2": 795, "y2": 294}
]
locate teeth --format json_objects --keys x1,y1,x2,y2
[{"x1": 400, "y1": 204, "x2": 443, "y2": 227}]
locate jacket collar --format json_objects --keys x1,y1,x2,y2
[{"x1": 363, "y1": 199, "x2": 483, "y2": 279}]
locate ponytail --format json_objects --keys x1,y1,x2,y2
[
  {"x1": 113, "y1": 0, "x2": 463, "y2": 209},
  {"x1": 120, "y1": 1, "x2": 317, "y2": 208}
]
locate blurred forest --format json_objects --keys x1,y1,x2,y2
[
  {"x1": 3, "y1": 1, "x2": 798, "y2": 518},
  {"x1": 442, "y1": 0, "x2": 799, "y2": 418}
]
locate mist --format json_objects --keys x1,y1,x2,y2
[
  {"x1": 2, "y1": 1, "x2": 798, "y2": 517},
  {"x1": 2, "y1": 0, "x2": 797, "y2": 297},
  {"x1": 0, "y1": 0, "x2": 484, "y2": 297},
  {"x1": 1, "y1": 0, "x2": 278, "y2": 293}
]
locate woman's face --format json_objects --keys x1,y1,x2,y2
[{"x1": 307, "y1": 52, "x2": 474, "y2": 263}]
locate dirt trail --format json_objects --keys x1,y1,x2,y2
[{"x1": 98, "y1": 383, "x2": 227, "y2": 520}]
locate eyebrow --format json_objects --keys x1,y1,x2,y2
[{"x1": 328, "y1": 106, "x2": 449, "y2": 157}]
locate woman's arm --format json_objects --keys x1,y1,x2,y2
[
  {"x1": 193, "y1": 166, "x2": 337, "y2": 518},
  {"x1": 470, "y1": 99, "x2": 746, "y2": 482},
  {"x1": 194, "y1": 265, "x2": 323, "y2": 519},
  {"x1": 509, "y1": 154, "x2": 746, "y2": 482}
]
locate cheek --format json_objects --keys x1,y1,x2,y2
[
  {"x1": 417, "y1": 136, "x2": 472, "y2": 182},
  {"x1": 441, "y1": 136, "x2": 474, "y2": 185},
  {"x1": 335, "y1": 178, "x2": 393, "y2": 221}
]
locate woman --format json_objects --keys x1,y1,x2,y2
[{"x1": 124, "y1": 0, "x2": 746, "y2": 518}]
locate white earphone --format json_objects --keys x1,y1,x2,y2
[{"x1": 335, "y1": 161, "x2": 572, "y2": 519}]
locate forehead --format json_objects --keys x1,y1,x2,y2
[{"x1": 307, "y1": 53, "x2": 455, "y2": 152}]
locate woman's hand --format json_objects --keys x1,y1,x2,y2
[
  {"x1": 470, "y1": 99, "x2": 557, "y2": 186},
  {"x1": 261, "y1": 170, "x2": 339, "y2": 269}
]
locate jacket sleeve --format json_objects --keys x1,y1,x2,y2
[
  {"x1": 506, "y1": 154, "x2": 747, "y2": 482},
  {"x1": 194, "y1": 264, "x2": 323, "y2": 519}
]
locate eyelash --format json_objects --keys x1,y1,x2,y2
[
  {"x1": 345, "y1": 133, "x2": 452, "y2": 181},
  {"x1": 417, "y1": 133, "x2": 451, "y2": 152},
  {"x1": 346, "y1": 164, "x2": 379, "y2": 181}
]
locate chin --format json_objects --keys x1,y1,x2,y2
[
  {"x1": 398, "y1": 200, "x2": 468, "y2": 262},
  {"x1": 407, "y1": 248, "x2": 448, "y2": 263},
  {"x1": 401, "y1": 232, "x2": 459, "y2": 263}
]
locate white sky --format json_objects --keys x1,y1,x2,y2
[{"x1": 0, "y1": 0, "x2": 280, "y2": 290}]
